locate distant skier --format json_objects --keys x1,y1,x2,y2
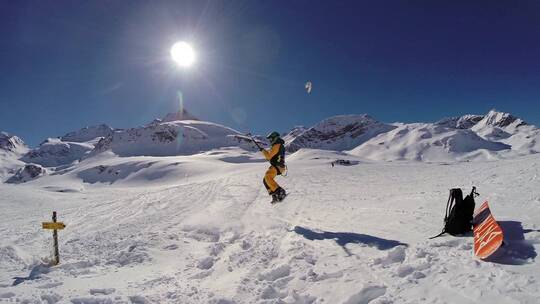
[{"x1": 260, "y1": 131, "x2": 287, "y2": 203}]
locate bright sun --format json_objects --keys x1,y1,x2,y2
[{"x1": 170, "y1": 41, "x2": 195, "y2": 67}]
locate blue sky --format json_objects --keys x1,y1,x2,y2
[{"x1": 1, "y1": 1, "x2": 540, "y2": 146}]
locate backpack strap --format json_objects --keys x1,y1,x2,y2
[
  {"x1": 429, "y1": 189, "x2": 455, "y2": 239},
  {"x1": 445, "y1": 189, "x2": 455, "y2": 223}
]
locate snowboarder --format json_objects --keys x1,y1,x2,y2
[{"x1": 260, "y1": 131, "x2": 287, "y2": 203}]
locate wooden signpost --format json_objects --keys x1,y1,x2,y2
[{"x1": 42, "y1": 211, "x2": 66, "y2": 265}]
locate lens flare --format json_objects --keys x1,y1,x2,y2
[{"x1": 170, "y1": 41, "x2": 196, "y2": 67}]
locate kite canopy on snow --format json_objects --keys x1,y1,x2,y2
[{"x1": 305, "y1": 81, "x2": 312, "y2": 94}]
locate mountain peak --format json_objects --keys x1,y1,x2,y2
[
  {"x1": 0, "y1": 131, "x2": 27, "y2": 154},
  {"x1": 481, "y1": 109, "x2": 527, "y2": 128},
  {"x1": 161, "y1": 109, "x2": 198, "y2": 122}
]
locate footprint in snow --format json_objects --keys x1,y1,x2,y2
[
  {"x1": 343, "y1": 285, "x2": 387, "y2": 304},
  {"x1": 257, "y1": 265, "x2": 291, "y2": 281}
]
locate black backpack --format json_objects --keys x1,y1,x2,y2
[{"x1": 430, "y1": 187, "x2": 478, "y2": 239}]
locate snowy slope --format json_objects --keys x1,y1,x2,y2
[
  {"x1": 285, "y1": 115, "x2": 396, "y2": 152},
  {"x1": 0, "y1": 149, "x2": 539, "y2": 303},
  {"x1": 0, "y1": 132, "x2": 28, "y2": 181},
  {"x1": 91, "y1": 120, "x2": 258, "y2": 157}
]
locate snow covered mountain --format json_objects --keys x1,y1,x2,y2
[
  {"x1": 22, "y1": 138, "x2": 94, "y2": 167},
  {"x1": 0, "y1": 132, "x2": 28, "y2": 181},
  {"x1": 287, "y1": 110, "x2": 539, "y2": 162},
  {"x1": 91, "y1": 119, "x2": 258, "y2": 157},
  {"x1": 285, "y1": 115, "x2": 396, "y2": 152},
  {"x1": 6, "y1": 163, "x2": 47, "y2": 184},
  {"x1": 60, "y1": 124, "x2": 114, "y2": 142},
  {"x1": 349, "y1": 123, "x2": 511, "y2": 162},
  {"x1": 15, "y1": 124, "x2": 115, "y2": 168},
  {"x1": 3, "y1": 109, "x2": 539, "y2": 179},
  {"x1": 470, "y1": 110, "x2": 540, "y2": 154}
]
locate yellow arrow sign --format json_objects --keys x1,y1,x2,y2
[{"x1": 42, "y1": 222, "x2": 66, "y2": 230}]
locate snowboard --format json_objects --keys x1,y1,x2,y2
[{"x1": 473, "y1": 201, "x2": 504, "y2": 259}]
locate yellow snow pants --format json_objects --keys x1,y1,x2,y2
[{"x1": 263, "y1": 166, "x2": 285, "y2": 194}]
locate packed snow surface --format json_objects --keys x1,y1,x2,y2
[{"x1": 1, "y1": 148, "x2": 539, "y2": 303}]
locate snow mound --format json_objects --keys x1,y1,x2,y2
[
  {"x1": 6, "y1": 163, "x2": 47, "y2": 183},
  {"x1": 349, "y1": 123, "x2": 511, "y2": 162},
  {"x1": 286, "y1": 114, "x2": 396, "y2": 152},
  {"x1": 22, "y1": 138, "x2": 94, "y2": 167},
  {"x1": 60, "y1": 124, "x2": 114, "y2": 143},
  {"x1": 91, "y1": 120, "x2": 257, "y2": 157}
]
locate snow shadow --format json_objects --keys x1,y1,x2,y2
[
  {"x1": 293, "y1": 226, "x2": 407, "y2": 256},
  {"x1": 219, "y1": 155, "x2": 265, "y2": 163},
  {"x1": 12, "y1": 263, "x2": 50, "y2": 286},
  {"x1": 484, "y1": 221, "x2": 537, "y2": 265}
]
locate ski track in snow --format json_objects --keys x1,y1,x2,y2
[{"x1": 0, "y1": 151, "x2": 539, "y2": 303}]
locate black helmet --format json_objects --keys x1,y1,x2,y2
[{"x1": 266, "y1": 131, "x2": 280, "y2": 143}]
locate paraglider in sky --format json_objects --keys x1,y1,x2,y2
[{"x1": 305, "y1": 81, "x2": 312, "y2": 94}]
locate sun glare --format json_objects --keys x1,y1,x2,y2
[{"x1": 170, "y1": 41, "x2": 195, "y2": 67}]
